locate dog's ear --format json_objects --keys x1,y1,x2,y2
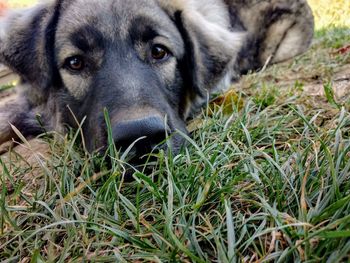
[
  {"x1": 0, "y1": 1, "x2": 63, "y2": 92},
  {"x1": 161, "y1": 1, "x2": 244, "y2": 108}
]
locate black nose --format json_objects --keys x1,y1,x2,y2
[{"x1": 112, "y1": 116, "x2": 167, "y2": 155}]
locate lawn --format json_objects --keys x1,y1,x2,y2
[{"x1": 1, "y1": 1, "x2": 350, "y2": 262}]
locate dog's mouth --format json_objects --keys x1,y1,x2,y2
[
  {"x1": 118, "y1": 135, "x2": 166, "y2": 156},
  {"x1": 92, "y1": 116, "x2": 186, "y2": 174},
  {"x1": 100, "y1": 132, "x2": 168, "y2": 162},
  {"x1": 99, "y1": 137, "x2": 167, "y2": 181}
]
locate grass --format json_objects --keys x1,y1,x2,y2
[{"x1": 1, "y1": 1, "x2": 350, "y2": 262}]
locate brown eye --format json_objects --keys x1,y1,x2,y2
[
  {"x1": 65, "y1": 56, "x2": 85, "y2": 71},
  {"x1": 151, "y1": 45, "x2": 169, "y2": 61}
]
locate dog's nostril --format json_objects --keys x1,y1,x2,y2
[{"x1": 112, "y1": 116, "x2": 167, "y2": 155}]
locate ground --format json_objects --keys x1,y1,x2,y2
[{"x1": 0, "y1": 1, "x2": 350, "y2": 262}]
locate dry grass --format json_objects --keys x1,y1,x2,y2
[{"x1": 308, "y1": 0, "x2": 350, "y2": 29}]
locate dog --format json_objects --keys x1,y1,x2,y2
[{"x1": 0, "y1": 0, "x2": 314, "y2": 159}]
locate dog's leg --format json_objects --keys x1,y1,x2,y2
[
  {"x1": 227, "y1": 0, "x2": 314, "y2": 73},
  {"x1": 259, "y1": 2, "x2": 314, "y2": 65},
  {"x1": 0, "y1": 92, "x2": 43, "y2": 145}
]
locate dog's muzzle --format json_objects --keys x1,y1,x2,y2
[{"x1": 112, "y1": 116, "x2": 167, "y2": 156}]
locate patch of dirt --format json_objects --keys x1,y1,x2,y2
[
  {"x1": 303, "y1": 64, "x2": 350, "y2": 98},
  {"x1": 0, "y1": 139, "x2": 51, "y2": 193}
]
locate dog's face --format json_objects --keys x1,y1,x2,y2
[
  {"x1": 56, "y1": 0, "x2": 189, "y2": 154},
  {"x1": 0, "y1": 0, "x2": 242, "y2": 156}
]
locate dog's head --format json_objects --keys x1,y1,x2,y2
[{"x1": 0, "y1": 0, "x2": 242, "y2": 157}]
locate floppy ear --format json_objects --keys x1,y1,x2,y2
[
  {"x1": 161, "y1": 1, "x2": 244, "y2": 113},
  {"x1": 0, "y1": 0, "x2": 63, "y2": 94}
]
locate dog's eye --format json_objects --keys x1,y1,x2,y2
[
  {"x1": 151, "y1": 44, "x2": 170, "y2": 61},
  {"x1": 65, "y1": 56, "x2": 85, "y2": 72}
]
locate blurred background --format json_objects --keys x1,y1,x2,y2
[
  {"x1": 308, "y1": 0, "x2": 350, "y2": 29},
  {"x1": 2, "y1": 0, "x2": 350, "y2": 30}
]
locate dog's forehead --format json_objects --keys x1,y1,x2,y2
[{"x1": 57, "y1": 0, "x2": 178, "y2": 40}]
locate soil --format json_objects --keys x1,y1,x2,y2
[{"x1": 303, "y1": 64, "x2": 350, "y2": 98}]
